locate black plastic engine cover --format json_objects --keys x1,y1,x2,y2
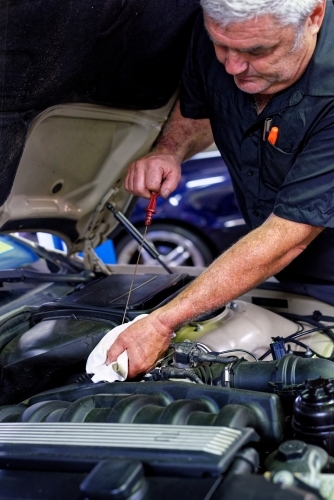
[
  {"x1": 0, "y1": 317, "x2": 119, "y2": 405},
  {"x1": 0, "y1": 381, "x2": 285, "y2": 445},
  {"x1": 43, "y1": 273, "x2": 191, "y2": 315}
]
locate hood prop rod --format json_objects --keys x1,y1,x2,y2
[{"x1": 106, "y1": 203, "x2": 173, "y2": 274}]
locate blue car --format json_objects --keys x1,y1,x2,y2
[{"x1": 113, "y1": 149, "x2": 247, "y2": 267}]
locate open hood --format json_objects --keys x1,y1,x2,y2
[{"x1": 0, "y1": 96, "x2": 176, "y2": 258}]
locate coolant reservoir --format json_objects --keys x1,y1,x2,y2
[{"x1": 174, "y1": 300, "x2": 333, "y2": 361}]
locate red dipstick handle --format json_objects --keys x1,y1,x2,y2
[{"x1": 145, "y1": 192, "x2": 159, "y2": 226}]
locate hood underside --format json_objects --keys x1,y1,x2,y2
[{"x1": 0, "y1": 97, "x2": 176, "y2": 254}]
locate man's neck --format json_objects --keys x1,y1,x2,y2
[{"x1": 253, "y1": 94, "x2": 274, "y2": 115}]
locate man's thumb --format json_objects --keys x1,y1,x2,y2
[{"x1": 106, "y1": 338, "x2": 126, "y2": 365}]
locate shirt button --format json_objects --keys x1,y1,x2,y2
[
  {"x1": 249, "y1": 132, "x2": 253, "y2": 137},
  {"x1": 247, "y1": 170, "x2": 254, "y2": 177},
  {"x1": 253, "y1": 210, "x2": 260, "y2": 217}
]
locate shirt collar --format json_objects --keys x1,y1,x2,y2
[{"x1": 299, "y1": 0, "x2": 334, "y2": 96}]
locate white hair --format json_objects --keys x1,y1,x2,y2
[{"x1": 200, "y1": 0, "x2": 324, "y2": 28}]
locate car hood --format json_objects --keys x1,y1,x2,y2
[{"x1": 0, "y1": 97, "x2": 176, "y2": 256}]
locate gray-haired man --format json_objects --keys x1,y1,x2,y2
[{"x1": 108, "y1": 0, "x2": 334, "y2": 377}]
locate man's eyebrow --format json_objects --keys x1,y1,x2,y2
[
  {"x1": 209, "y1": 35, "x2": 274, "y2": 52},
  {"x1": 206, "y1": 31, "x2": 273, "y2": 52},
  {"x1": 239, "y1": 45, "x2": 269, "y2": 53}
]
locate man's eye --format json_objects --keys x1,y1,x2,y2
[{"x1": 249, "y1": 49, "x2": 268, "y2": 57}]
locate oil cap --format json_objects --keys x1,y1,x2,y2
[{"x1": 264, "y1": 440, "x2": 328, "y2": 473}]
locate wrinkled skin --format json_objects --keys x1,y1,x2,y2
[
  {"x1": 125, "y1": 153, "x2": 181, "y2": 200},
  {"x1": 204, "y1": 13, "x2": 317, "y2": 95},
  {"x1": 106, "y1": 312, "x2": 174, "y2": 378}
]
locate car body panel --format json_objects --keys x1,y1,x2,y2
[{"x1": 0, "y1": 99, "x2": 177, "y2": 256}]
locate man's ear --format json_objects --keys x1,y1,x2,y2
[{"x1": 308, "y1": 0, "x2": 326, "y2": 35}]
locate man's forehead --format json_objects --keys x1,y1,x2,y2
[{"x1": 203, "y1": 12, "x2": 286, "y2": 44}]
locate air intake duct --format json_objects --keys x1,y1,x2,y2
[
  {"x1": 193, "y1": 354, "x2": 334, "y2": 393},
  {"x1": 230, "y1": 355, "x2": 334, "y2": 392}
]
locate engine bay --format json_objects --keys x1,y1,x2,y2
[{"x1": 0, "y1": 271, "x2": 333, "y2": 500}]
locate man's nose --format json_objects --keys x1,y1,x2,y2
[{"x1": 216, "y1": 48, "x2": 248, "y2": 75}]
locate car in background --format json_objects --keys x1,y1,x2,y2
[
  {"x1": 0, "y1": 233, "x2": 93, "y2": 316},
  {"x1": 112, "y1": 148, "x2": 248, "y2": 267},
  {"x1": 0, "y1": 234, "x2": 39, "y2": 271}
]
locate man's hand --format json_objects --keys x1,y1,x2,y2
[
  {"x1": 106, "y1": 314, "x2": 174, "y2": 378},
  {"x1": 124, "y1": 99, "x2": 213, "y2": 199},
  {"x1": 125, "y1": 153, "x2": 182, "y2": 199}
]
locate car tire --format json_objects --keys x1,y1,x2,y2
[{"x1": 115, "y1": 223, "x2": 214, "y2": 267}]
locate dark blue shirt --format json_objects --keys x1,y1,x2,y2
[{"x1": 180, "y1": 1, "x2": 334, "y2": 284}]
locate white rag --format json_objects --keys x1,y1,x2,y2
[{"x1": 86, "y1": 314, "x2": 148, "y2": 383}]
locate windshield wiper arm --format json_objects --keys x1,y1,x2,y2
[{"x1": 0, "y1": 269, "x2": 95, "y2": 284}]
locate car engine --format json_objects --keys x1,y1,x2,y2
[{"x1": 0, "y1": 272, "x2": 333, "y2": 500}]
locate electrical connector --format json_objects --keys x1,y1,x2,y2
[
  {"x1": 173, "y1": 341, "x2": 198, "y2": 367},
  {"x1": 172, "y1": 341, "x2": 238, "y2": 368},
  {"x1": 270, "y1": 338, "x2": 287, "y2": 360}
]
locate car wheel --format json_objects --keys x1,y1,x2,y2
[{"x1": 115, "y1": 223, "x2": 214, "y2": 267}]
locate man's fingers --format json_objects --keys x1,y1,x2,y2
[
  {"x1": 104, "y1": 314, "x2": 174, "y2": 378},
  {"x1": 127, "y1": 358, "x2": 156, "y2": 379},
  {"x1": 124, "y1": 154, "x2": 181, "y2": 198},
  {"x1": 125, "y1": 162, "x2": 151, "y2": 198},
  {"x1": 106, "y1": 338, "x2": 127, "y2": 365},
  {"x1": 146, "y1": 160, "x2": 181, "y2": 197}
]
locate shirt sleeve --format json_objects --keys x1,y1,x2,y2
[
  {"x1": 180, "y1": 13, "x2": 211, "y2": 120},
  {"x1": 274, "y1": 99, "x2": 334, "y2": 228}
]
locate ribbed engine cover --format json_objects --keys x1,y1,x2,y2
[{"x1": 0, "y1": 423, "x2": 257, "y2": 475}]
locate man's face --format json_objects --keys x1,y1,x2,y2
[{"x1": 204, "y1": 13, "x2": 316, "y2": 95}]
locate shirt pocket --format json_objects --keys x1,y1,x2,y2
[{"x1": 260, "y1": 143, "x2": 296, "y2": 191}]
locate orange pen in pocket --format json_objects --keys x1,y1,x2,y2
[{"x1": 268, "y1": 126, "x2": 279, "y2": 146}]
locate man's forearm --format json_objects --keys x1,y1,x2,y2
[
  {"x1": 154, "y1": 214, "x2": 324, "y2": 332},
  {"x1": 153, "y1": 99, "x2": 214, "y2": 162}
]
